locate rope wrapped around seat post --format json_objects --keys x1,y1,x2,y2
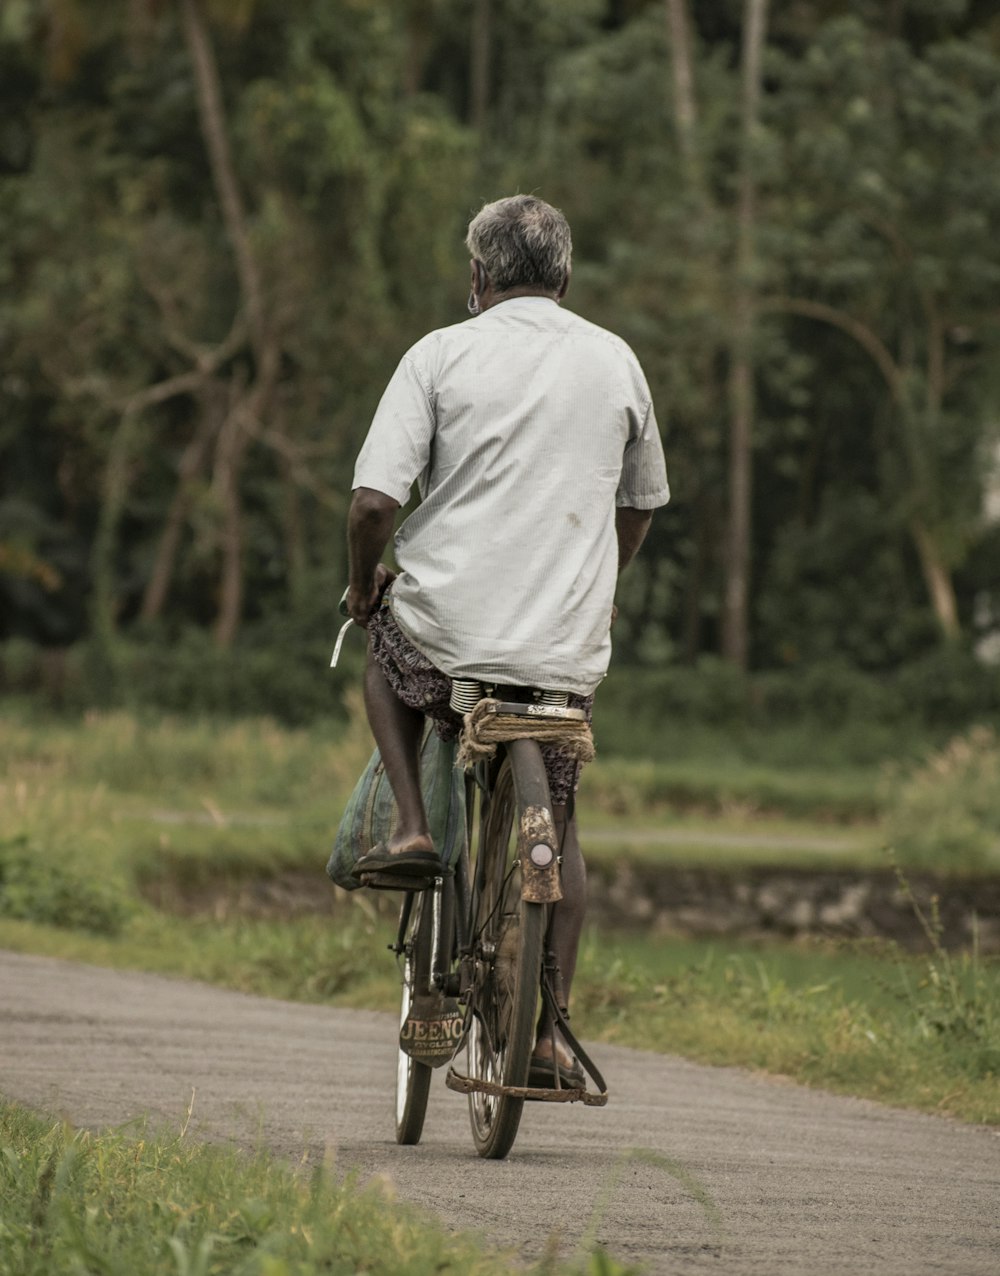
[{"x1": 456, "y1": 698, "x2": 596, "y2": 771}]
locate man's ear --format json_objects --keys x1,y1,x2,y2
[
  {"x1": 557, "y1": 267, "x2": 571, "y2": 300},
  {"x1": 468, "y1": 259, "x2": 487, "y2": 316}
]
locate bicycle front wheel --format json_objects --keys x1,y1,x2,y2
[
  {"x1": 465, "y1": 740, "x2": 551, "y2": 1159},
  {"x1": 395, "y1": 890, "x2": 434, "y2": 1144}
]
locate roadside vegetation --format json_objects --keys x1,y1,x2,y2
[
  {"x1": 5, "y1": 3, "x2": 1000, "y2": 1266},
  {"x1": 0, "y1": 1101, "x2": 636, "y2": 1276},
  {"x1": 1, "y1": 704, "x2": 998, "y2": 1127}
]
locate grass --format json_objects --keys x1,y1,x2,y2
[
  {"x1": 882, "y1": 726, "x2": 1000, "y2": 871},
  {"x1": 1, "y1": 898, "x2": 997, "y2": 1125},
  {"x1": 579, "y1": 753, "x2": 883, "y2": 824},
  {"x1": 573, "y1": 924, "x2": 1000, "y2": 1125},
  {"x1": 0, "y1": 699, "x2": 887, "y2": 899},
  {"x1": 578, "y1": 813, "x2": 875, "y2": 869},
  {"x1": 0, "y1": 684, "x2": 993, "y2": 1276},
  {"x1": 0, "y1": 1101, "x2": 638, "y2": 1276},
  {"x1": 1, "y1": 702, "x2": 998, "y2": 1129}
]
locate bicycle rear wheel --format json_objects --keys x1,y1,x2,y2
[
  {"x1": 465, "y1": 740, "x2": 551, "y2": 1159},
  {"x1": 395, "y1": 890, "x2": 434, "y2": 1144}
]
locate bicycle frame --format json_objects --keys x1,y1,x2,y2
[
  {"x1": 451, "y1": 742, "x2": 607, "y2": 1103},
  {"x1": 391, "y1": 724, "x2": 608, "y2": 1157}
]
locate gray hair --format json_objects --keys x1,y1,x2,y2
[{"x1": 465, "y1": 195, "x2": 572, "y2": 294}]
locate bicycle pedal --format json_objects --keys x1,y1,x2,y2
[{"x1": 359, "y1": 870, "x2": 431, "y2": 892}]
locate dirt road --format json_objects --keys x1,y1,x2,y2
[{"x1": 3, "y1": 949, "x2": 998, "y2": 1274}]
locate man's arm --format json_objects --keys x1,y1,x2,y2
[
  {"x1": 616, "y1": 506, "x2": 653, "y2": 573},
  {"x1": 347, "y1": 486, "x2": 400, "y2": 626}
]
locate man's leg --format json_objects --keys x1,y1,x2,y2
[
  {"x1": 534, "y1": 802, "x2": 586, "y2": 1064},
  {"x1": 363, "y1": 644, "x2": 434, "y2": 858}
]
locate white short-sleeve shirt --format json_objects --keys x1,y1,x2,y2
[{"x1": 352, "y1": 297, "x2": 669, "y2": 694}]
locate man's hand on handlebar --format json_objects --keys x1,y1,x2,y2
[{"x1": 347, "y1": 563, "x2": 396, "y2": 628}]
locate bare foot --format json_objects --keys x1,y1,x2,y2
[
  {"x1": 386, "y1": 832, "x2": 434, "y2": 858},
  {"x1": 532, "y1": 1032, "x2": 577, "y2": 1069}
]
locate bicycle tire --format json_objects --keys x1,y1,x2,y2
[
  {"x1": 395, "y1": 890, "x2": 434, "y2": 1145},
  {"x1": 465, "y1": 740, "x2": 550, "y2": 1159}
]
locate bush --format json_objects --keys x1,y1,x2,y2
[
  {"x1": 0, "y1": 835, "x2": 132, "y2": 935},
  {"x1": 602, "y1": 658, "x2": 749, "y2": 731},
  {"x1": 0, "y1": 630, "x2": 365, "y2": 724},
  {"x1": 5, "y1": 631, "x2": 999, "y2": 751},
  {"x1": 111, "y1": 630, "x2": 360, "y2": 724},
  {"x1": 752, "y1": 660, "x2": 903, "y2": 728},
  {"x1": 883, "y1": 727, "x2": 1000, "y2": 872},
  {"x1": 0, "y1": 638, "x2": 87, "y2": 706},
  {"x1": 894, "y1": 646, "x2": 1000, "y2": 727}
]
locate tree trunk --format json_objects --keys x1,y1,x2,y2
[
  {"x1": 681, "y1": 497, "x2": 716, "y2": 662},
  {"x1": 910, "y1": 301, "x2": 960, "y2": 639},
  {"x1": 215, "y1": 474, "x2": 245, "y2": 648},
  {"x1": 213, "y1": 400, "x2": 252, "y2": 648},
  {"x1": 723, "y1": 353, "x2": 753, "y2": 668},
  {"x1": 177, "y1": 0, "x2": 281, "y2": 646},
  {"x1": 665, "y1": 1, "x2": 720, "y2": 662},
  {"x1": 140, "y1": 390, "x2": 219, "y2": 622},
  {"x1": 470, "y1": 0, "x2": 492, "y2": 132},
  {"x1": 403, "y1": 1, "x2": 434, "y2": 97},
  {"x1": 91, "y1": 410, "x2": 142, "y2": 649},
  {"x1": 665, "y1": 0, "x2": 699, "y2": 176},
  {"x1": 178, "y1": 0, "x2": 268, "y2": 365},
  {"x1": 89, "y1": 369, "x2": 206, "y2": 646},
  {"x1": 721, "y1": 0, "x2": 769, "y2": 670},
  {"x1": 911, "y1": 518, "x2": 960, "y2": 640},
  {"x1": 281, "y1": 465, "x2": 309, "y2": 615}
]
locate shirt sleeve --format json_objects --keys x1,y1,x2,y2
[
  {"x1": 616, "y1": 399, "x2": 670, "y2": 510},
  {"x1": 352, "y1": 352, "x2": 435, "y2": 505}
]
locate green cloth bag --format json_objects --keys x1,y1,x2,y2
[{"x1": 327, "y1": 729, "x2": 466, "y2": 890}]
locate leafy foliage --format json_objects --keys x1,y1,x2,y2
[
  {"x1": 0, "y1": 835, "x2": 132, "y2": 935},
  {"x1": 884, "y1": 727, "x2": 1000, "y2": 870},
  {"x1": 1, "y1": 1, "x2": 999, "y2": 679},
  {"x1": 1, "y1": 703, "x2": 998, "y2": 1123}
]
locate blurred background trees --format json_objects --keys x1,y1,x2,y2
[{"x1": 2, "y1": 0, "x2": 999, "y2": 713}]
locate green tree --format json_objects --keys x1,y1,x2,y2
[
  {"x1": 4, "y1": 0, "x2": 1000, "y2": 688},
  {"x1": 764, "y1": 16, "x2": 1000, "y2": 640},
  {"x1": 1, "y1": 0, "x2": 475, "y2": 655}
]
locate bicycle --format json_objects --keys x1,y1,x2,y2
[{"x1": 372, "y1": 683, "x2": 608, "y2": 1160}]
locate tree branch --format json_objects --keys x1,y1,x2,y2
[
  {"x1": 665, "y1": 0, "x2": 699, "y2": 172},
  {"x1": 761, "y1": 295, "x2": 903, "y2": 404},
  {"x1": 135, "y1": 255, "x2": 247, "y2": 372},
  {"x1": 118, "y1": 369, "x2": 207, "y2": 416},
  {"x1": 177, "y1": 0, "x2": 271, "y2": 369}
]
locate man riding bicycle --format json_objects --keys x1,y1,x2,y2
[{"x1": 346, "y1": 194, "x2": 668, "y2": 1088}]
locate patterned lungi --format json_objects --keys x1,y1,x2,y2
[{"x1": 368, "y1": 592, "x2": 593, "y2": 806}]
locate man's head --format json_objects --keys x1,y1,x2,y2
[{"x1": 465, "y1": 195, "x2": 572, "y2": 309}]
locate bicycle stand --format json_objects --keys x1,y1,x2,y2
[
  {"x1": 445, "y1": 955, "x2": 610, "y2": 1106},
  {"x1": 444, "y1": 1068, "x2": 608, "y2": 1106}
]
